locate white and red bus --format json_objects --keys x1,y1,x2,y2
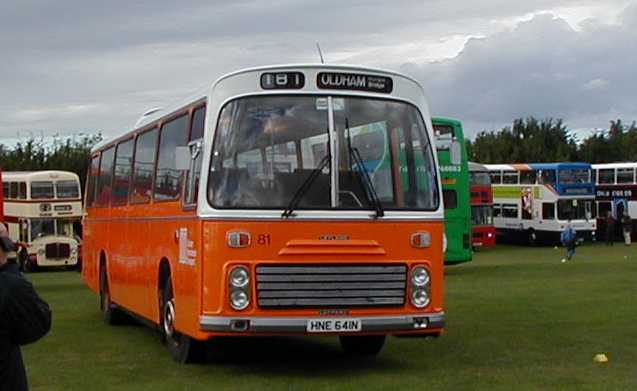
[
  {"x1": 469, "y1": 162, "x2": 495, "y2": 249},
  {"x1": 82, "y1": 64, "x2": 446, "y2": 362},
  {"x1": 1, "y1": 171, "x2": 82, "y2": 270},
  {"x1": 592, "y1": 162, "x2": 637, "y2": 241}
]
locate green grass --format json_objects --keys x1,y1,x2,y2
[{"x1": 22, "y1": 244, "x2": 637, "y2": 390}]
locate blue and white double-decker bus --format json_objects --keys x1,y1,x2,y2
[{"x1": 485, "y1": 162, "x2": 596, "y2": 244}]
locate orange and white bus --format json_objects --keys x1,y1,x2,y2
[
  {"x1": 82, "y1": 64, "x2": 445, "y2": 362},
  {"x1": 2, "y1": 170, "x2": 82, "y2": 270}
]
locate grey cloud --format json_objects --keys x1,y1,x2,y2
[
  {"x1": 0, "y1": 0, "x2": 632, "y2": 142},
  {"x1": 403, "y1": 7, "x2": 637, "y2": 137}
]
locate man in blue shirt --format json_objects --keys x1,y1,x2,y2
[{"x1": 560, "y1": 220, "x2": 577, "y2": 262}]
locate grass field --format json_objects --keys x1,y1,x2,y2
[{"x1": 22, "y1": 244, "x2": 637, "y2": 390}]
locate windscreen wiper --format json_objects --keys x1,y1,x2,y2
[
  {"x1": 345, "y1": 119, "x2": 384, "y2": 218},
  {"x1": 282, "y1": 153, "x2": 330, "y2": 218}
]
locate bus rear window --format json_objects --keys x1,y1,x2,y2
[
  {"x1": 31, "y1": 181, "x2": 54, "y2": 199},
  {"x1": 56, "y1": 180, "x2": 79, "y2": 199}
]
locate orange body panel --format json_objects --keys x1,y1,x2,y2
[{"x1": 84, "y1": 205, "x2": 444, "y2": 340}]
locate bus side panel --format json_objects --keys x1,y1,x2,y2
[{"x1": 145, "y1": 215, "x2": 202, "y2": 334}]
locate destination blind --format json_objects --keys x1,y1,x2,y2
[{"x1": 317, "y1": 72, "x2": 393, "y2": 93}]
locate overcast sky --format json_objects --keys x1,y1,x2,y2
[{"x1": 1, "y1": 0, "x2": 635, "y2": 144}]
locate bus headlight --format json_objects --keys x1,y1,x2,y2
[
  {"x1": 410, "y1": 265, "x2": 431, "y2": 308},
  {"x1": 411, "y1": 266, "x2": 430, "y2": 287},
  {"x1": 228, "y1": 266, "x2": 251, "y2": 310},
  {"x1": 230, "y1": 290, "x2": 249, "y2": 311},
  {"x1": 230, "y1": 267, "x2": 249, "y2": 288},
  {"x1": 411, "y1": 289, "x2": 430, "y2": 308}
]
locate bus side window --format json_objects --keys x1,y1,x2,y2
[
  {"x1": 131, "y1": 128, "x2": 159, "y2": 204},
  {"x1": 2, "y1": 182, "x2": 8, "y2": 200},
  {"x1": 184, "y1": 106, "x2": 205, "y2": 207},
  {"x1": 18, "y1": 182, "x2": 26, "y2": 199},
  {"x1": 155, "y1": 115, "x2": 189, "y2": 201},
  {"x1": 86, "y1": 155, "x2": 100, "y2": 207},
  {"x1": 10, "y1": 182, "x2": 18, "y2": 199},
  {"x1": 542, "y1": 203, "x2": 555, "y2": 220},
  {"x1": 112, "y1": 138, "x2": 134, "y2": 205},
  {"x1": 96, "y1": 147, "x2": 115, "y2": 207}
]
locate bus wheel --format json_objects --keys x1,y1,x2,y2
[
  {"x1": 527, "y1": 229, "x2": 537, "y2": 246},
  {"x1": 339, "y1": 335, "x2": 386, "y2": 356},
  {"x1": 161, "y1": 278, "x2": 204, "y2": 363},
  {"x1": 100, "y1": 266, "x2": 126, "y2": 325}
]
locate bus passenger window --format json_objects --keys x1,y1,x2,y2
[
  {"x1": 96, "y1": 147, "x2": 115, "y2": 206},
  {"x1": 131, "y1": 128, "x2": 158, "y2": 204},
  {"x1": 540, "y1": 170, "x2": 556, "y2": 184},
  {"x1": 10, "y1": 182, "x2": 18, "y2": 199},
  {"x1": 86, "y1": 155, "x2": 100, "y2": 207},
  {"x1": 597, "y1": 201, "x2": 612, "y2": 217},
  {"x1": 2, "y1": 182, "x2": 9, "y2": 199},
  {"x1": 31, "y1": 181, "x2": 54, "y2": 199},
  {"x1": 502, "y1": 204, "x2": 518, "y2": 218},
  {"x1": 597, "y1": 169, "x2": 614, "y2": 184},
  {"x1": 519, "y1": 170, "x2": 536, "y2": 184},
  {"x1": 18, "y1": 182, "x2": 27, "y2": 199},
  {"x1": 542, "y1": 203, "x2": 555, "y2": 220},
  {"x1": 493, "y1": 204, "x2": 502, "y2": 218},
  {"x1": 113, "y1": 138, "x2": 134, "y2": 205},
  {"x1": 155, "y1": 115, "x2": 188, "y2": 201},
  {"x1": 489, "y1": 172, "x2": 502, "y2": 184},
  {"x1": 502, "y1": 171, "x2": 518, "y2": 184}
]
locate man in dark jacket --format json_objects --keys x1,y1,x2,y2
[{"x1": 0, "y1": 223, "x2": 52, "y2": 391}]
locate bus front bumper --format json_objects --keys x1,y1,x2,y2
[{"x1": 199, "y1": 312, "x2": 445, "y2": 333}]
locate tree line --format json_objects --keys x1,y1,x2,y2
[
  {"x1": 0, "y1": 134, "x2": 102, "y2": 191},
  {"x1": 467, "y1": 118, "x2": 637, "y2": 164},
  {"x1": 1, "y1": 117, "x2": 635, "y2": 192}
]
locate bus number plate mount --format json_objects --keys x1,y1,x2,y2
[{"x1": 306, "y1": 318, "x2": 361, "y2": 333}]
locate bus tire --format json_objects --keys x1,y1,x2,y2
[
  {"x1": 527, "y1": 229, "x2": 537, "y2": 246},
  {"x1": 161, "y1": 277, "x2": 205, "y2": 363},
  {"x1": 339, "y1": 335, "x2": 386, "y2": 356},
  {"x1": 100, "y1": 266, "x2": 127, "y2": 325}
]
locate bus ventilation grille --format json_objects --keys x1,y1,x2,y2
[
  {"x1": 45, "y1": 243, "x2": 71, "y2": 259},
  {"x1": 255, "y1": 264, "x2": 406, "y2": 308}
]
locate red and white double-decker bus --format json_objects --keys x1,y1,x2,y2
[{"x1": 469, "y1": 162, "x2": 495, "y2": 249}]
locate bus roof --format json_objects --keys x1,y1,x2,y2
[
  {"x1": 591, "y1": 162, "x2": 637, "y2": 169},
  {"x1": 431, "y1": 117, "x2": 462, "y2": 126},
  {"x1": 468, "y1": 161, "x2": 488, "y2": 172},
  {"x1": 484, "y1": 162, "x2": 591, "y2": 171},
  {"x1": 92, "y1": 63, "x2": 428, "y2": 153},
  {"x1": 2, "y1": 170, "x2": 80, "y2": 182}
]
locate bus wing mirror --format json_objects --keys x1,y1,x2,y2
[
  {"x1": 175, "y1": 146, "x2": 190, "y2": 170},
  {"x1": 450, "y1": 140, "x2": 462, "y2": 165}
]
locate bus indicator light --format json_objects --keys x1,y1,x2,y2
[
  {"x1": 410, "y1": 232, "x2": 431, "y2": 248},
  {"x1": 227, "y1": 231, "x2": 251, "y2": 248}
]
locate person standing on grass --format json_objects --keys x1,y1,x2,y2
[
  {"x1": 560, "y1": 219, "x2": 577, "y2": 262},
  {"x1": 621, "y1": 213, "x2": 632, "y2": 246},
  {"x1": 604, "y1": 211, "x2": 615, "y2": 246},
  {"x1": 0, "y1": 223, "x2": 52, "y2": 391}
]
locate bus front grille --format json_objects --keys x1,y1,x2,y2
[
  {"x1": 256, "y1": 264, "x2": 407, "y2": 308},
  {"x1": 45, "y1": 243, "x2": 71, "y2": 259}
]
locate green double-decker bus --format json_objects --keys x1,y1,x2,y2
[{"x1": 433, "y1": 117, "x2": 472, "y2": 265}]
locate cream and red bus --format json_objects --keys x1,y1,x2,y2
[
  {"x1": 82, "y1": 64, "x2": 445, "y2": 362},
  {"x1": 1, "y1": 170, "x2": 82, "y2": 270}
]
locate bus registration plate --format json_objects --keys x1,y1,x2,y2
[{"x1": 306, "y1": 318, "x2": 361, "y2": 333}]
